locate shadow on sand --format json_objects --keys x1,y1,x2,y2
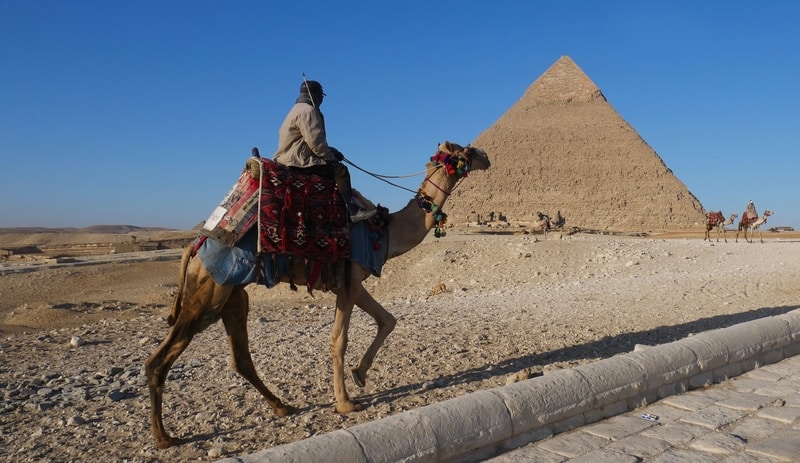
[{"x1": 357, "y1": 304, "x2": 800, "y2": 407}]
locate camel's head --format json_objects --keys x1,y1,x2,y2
[
  {"x1": 435, "y1": 141, "x2": 491, "y2": 175},
  {"x1": 764, "y1": 210, "x2": 774, "y2": 217}
]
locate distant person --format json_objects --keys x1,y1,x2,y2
[
  {"x1": 554, "y1": 210, "x2": 565, "y2": 228},
  {"x1": 744, "y1": 200, "x2": 758, "y2": 221},
  {"x1": 273, "y1": 80, "x2": 373, "y2": 222}
]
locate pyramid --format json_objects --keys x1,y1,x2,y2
[{"x1": 448, "y1": 56, "x2": 706, "y2": 232}]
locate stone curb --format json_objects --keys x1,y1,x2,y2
[{"x1": 217, "y1": 309, "x2": 800, "y2": 463}]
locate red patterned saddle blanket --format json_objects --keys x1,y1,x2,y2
[
  {"x1": 258, "y1": 159, "x2": 349, "y2": 260},
  {"x1": 707, "y1": 212, "x2": 724, "y2": 227},
  {"x1": 740, "y1": 214, "x2": 758, "y2": 227},
  {"x1": 200, "y1": 157, "x2": 350, "y2": 262}
]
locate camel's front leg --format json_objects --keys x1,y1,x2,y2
[
  {"x1": 330, "y1": 294, "x2": 361, "y2": 413},
  {"x1": 351, "y1": 287, "x2": 396, "y2": 388}
]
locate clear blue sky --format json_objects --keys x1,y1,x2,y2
[{"x1": 2, "y1": 1, "x2": 798, "y2": 230}]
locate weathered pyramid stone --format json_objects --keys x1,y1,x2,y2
[{"x1": 449, "y1": 56, "x2": 706, "y2": 232}]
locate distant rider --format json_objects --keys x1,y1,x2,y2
[{"x1": 744, "y1": 200, "x2": 758, "y2": 224}]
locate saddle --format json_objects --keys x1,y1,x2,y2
[
  {"x1": 200, "y1": 157, "x2": 350, "y2": 262},
  {"x1": 707, "y1": 212, "x2": 724, "y2": 227},
  {"x1": 257, "y1": 158, "x2": 350, "y2": 260},
  {"x1": 740, "y1": 212, "x2": 758, "y2": 227}
]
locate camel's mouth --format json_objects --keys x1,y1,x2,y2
[{"x1": 469, "y1": 147, "x2": 490, "y2": 170}]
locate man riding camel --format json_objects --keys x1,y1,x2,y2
[{"x1": 272, "y1": 79, "x2": 374, "y2": 222}]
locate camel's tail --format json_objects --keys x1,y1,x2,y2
[{"x1": 167, "y1": 243, "x2": 194, "y2": 326}]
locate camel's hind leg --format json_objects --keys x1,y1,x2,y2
[
  {"x1": 350, "y1": 286, "x2": 396, "y2": 388},
  {"x1": 145, "y1": 256, "x2": 231, "y2": 449},
  {"x1": 221, "y1": 287, "x2": 296, "y2": 417},
  {"x1": 145, "y1": 316, "x2": 209, "y2": 449}
]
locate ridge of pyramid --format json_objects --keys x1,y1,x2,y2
[{"x1": 447, "y1": 56, "x2": 706, "y2": 233}]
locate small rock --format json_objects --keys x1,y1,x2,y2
[
  {"x1": 505, "y1": 368, "x2": 543, "y2": 385},
  {"x1": 194, "y1": 412, "x2": 215, "y2": 423},
  {"x1": 36, "y1": 387, "x2": 56, "y2": 398}
]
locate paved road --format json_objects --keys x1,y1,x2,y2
[
  {"x1": 0, "y1": 248, "x2": 182, "y2": 275},
  {"x1": 486, "y1": 354, "x2": 800, "y2": 462}
]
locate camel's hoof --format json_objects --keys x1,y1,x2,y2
[
  {"x1": 275, "y1": 404, "x2": 298, "y2": 417},
  {"x1": 351, "y1": 368, "x2": 366, "y2": 388},
  {"x1": 335, "y1": 400, "x2": 362, "y2": 414},
  {"x1": 155, "y1": 436, "x2": 178, "y2": 449}
]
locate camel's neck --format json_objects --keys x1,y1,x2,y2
[{"x1": 384, "y1": 165, "x2": 459, "y2": 260}]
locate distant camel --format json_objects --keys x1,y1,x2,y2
[
  {"x1": 144, "y1": 142, "x2": 490, "y2": 449},
  {"x1": 735, "y1": 210, "x2": 773, "y2": 243},
  {"x1": 704, "y1": 211, "x2": 738, "y2": 243}
]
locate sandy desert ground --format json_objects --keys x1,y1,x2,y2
[{"x1": 1, "y1": 227, "x2": 799, "y2": 462}]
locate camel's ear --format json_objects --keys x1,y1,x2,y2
[{"x1": 439, "y1": 141, "x2": 465, "y2": 155}]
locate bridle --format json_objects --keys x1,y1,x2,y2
[{"x1": 415, "y1": 150, "x2": 473, "y2": 237}]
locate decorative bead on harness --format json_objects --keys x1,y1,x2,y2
[{"x1": 416, "y1": 150, "x2": 472, "y2": 238}]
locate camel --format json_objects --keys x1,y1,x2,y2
[
  {"x1": 735, "y1": 210, "x2": 773, "y2": 243},
  {"x1": 703, "y1": 211, "x2": 738, "y2": 243},
  {"x1": 144, "y1": 142, "x2": 490, "y2": 449}
]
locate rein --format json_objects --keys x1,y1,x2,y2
[
  {"x1": 344, "y1": 159, "x2": 422, "y2": 194},
  {"x1": 416, "y1": 150, "x2": 472, "y2": 237}
]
